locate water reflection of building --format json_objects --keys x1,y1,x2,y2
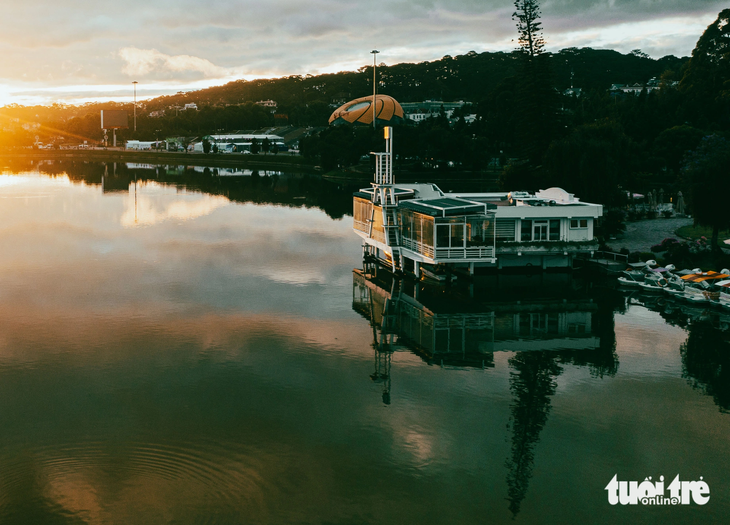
[
  {"x1": 352, "y1": 264, "x2": 619, "y2": 517},
  {"x1": 353, "y1": 269, "x2": 602, "y2": 369}
]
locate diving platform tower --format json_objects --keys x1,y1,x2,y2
[{"x1": 369, "y1": 126, "x2": 402, "y2": 272}]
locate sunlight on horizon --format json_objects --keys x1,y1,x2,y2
[{"x1": 0, "y1": 14, "x2": 711, "y2": 109}]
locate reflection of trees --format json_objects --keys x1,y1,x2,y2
[
  {"x1": 505, "y1": 351, "x2": 561, "y2": 517},
  {"x1": 681, "y1": 321, "x2": 730, "y2": 412},
  {"x1": 504, "y1": 288, "x2": 622, "y2": 517},
  {"x1": 1, "y1": 159, "x2": 355, "y2": 220}
]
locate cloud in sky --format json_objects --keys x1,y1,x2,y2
[
  {"x1": 0, "y1": 0, "x2": 726, "y2": 105},
  {"x1": 118, "y1": 47, "x2": 243, "y2": 80}
]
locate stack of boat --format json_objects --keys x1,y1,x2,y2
[{"x1": 617, "y1": 261, "x2": 730, "y2": 309}]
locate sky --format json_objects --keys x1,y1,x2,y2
[{"x1": 0, "y1": 0, "x2": 726, "y2": 106}]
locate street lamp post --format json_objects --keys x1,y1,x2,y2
[
  {"x1": 371, "y1": 50, "x2": 379, "y2": 130},
  {"x1": 132, "y1": 81, "x2": 138, "y2": 133}
]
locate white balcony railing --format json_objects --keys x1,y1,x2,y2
[
  {"x1": 401, "y1": 237, "x2": 434, "y2": 258},
  {"x1": 435, "y1": 247, "x2": 495, "y2": 260}
]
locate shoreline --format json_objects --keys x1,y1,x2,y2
[{"x1": 0, "y1": 149, "x2": 317, "y2": 172}]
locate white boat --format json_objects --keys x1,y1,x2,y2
[
  {"x1": 637, "y1": 272, "x2": 669, "y2": 293},
  {"x1": 680, "y1": 270, "x2": 730, "y2": 303},
  {"x1": 617, "y1": 261, "x2": 655, "y2": 287},
  {"x1": 713, "y1": 271, "x2": 730, "y2": 309},
  {"x1": 663, "y1": 272, "x2": 686, "y2": 297}
]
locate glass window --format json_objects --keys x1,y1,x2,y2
[
  {"x1": 533, "y1": 220, "x2": 548, "y2": 241},
  {"x1": 422, "y1": 218, "x2": 433, "y2": 247},
  {"x1": 550, "y1": 219, "x2": 560, "y2": 240},
  {"x1": 570, "y1": 218, "x2": 588, "y2": 229},
  {"x1": 404, "y1": 212, "x2": 413, "y2": 240},
  {"x1": 451, "y1": 224, "x2": 464, "y2": 248},
  {"x1": 580, "y1": 219, "x2": 588, "y2": 228},
  {"x1": 437, "y1": 224, "x2": 450, "y2": 247},
  {"x1": 466, "y1": 219, "x2": 492, "y2": 247},
  {"x1": 521, "y1": 220, "x2": 532, "y2": 241}
]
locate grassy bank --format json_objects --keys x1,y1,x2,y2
[
  {"x1": 675, "y1": 224, "x2": 730, "y2": 246},
  {"x1": 0, "y1": 149, "x2": 318, "y2": 171}
]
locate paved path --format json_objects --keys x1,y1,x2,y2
[{"x1": 609, "y1": 218, "x2": 693, "y2": 253}]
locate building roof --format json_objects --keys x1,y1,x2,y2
[
  {"x1": 329, "y1": 94, "x2": 404, "y2": 126},
  {"x1": 401, "y1": 198, "x2": 491, "y2": 217}
]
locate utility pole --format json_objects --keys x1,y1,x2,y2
[
  {"x1": 132, "y1": 81, "x2": 138, "y2": 132},
  {"x1": 371, "y1": 50, "x2": 379, "y2": 130}
]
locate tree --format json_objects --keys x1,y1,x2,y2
[
  {"x1": 262, "y1": 137, "x2": 270, "y2": 154},
  {"x1": 512, "y1": 0, "x2": 557, "y2": 163},
  {"x1": 202, "y1": 138, "x2": 211, "y2": 154},
  {"x1": 650, "y1": 125, "x2": 705, "y2": 176},
  {"x1": 251, "y1": 137, "x2": 260, "y2": 154},
  {"x1": 544, "y1": 120, "x2": 637, "y2": 207},
  {"x1": 513, "y1": 0, "x2": 545, "y2": 58},
  {"x1": 681, "y1": 134, "x2": 730, "y2": 251},
  {"x1": 679, "y1": 9, "x2": 730, "y2": 126}
]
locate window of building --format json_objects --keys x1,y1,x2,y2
[
  {"x1": 495, "y1": 220, "x2": 516, "y2": 242},
  {"x1": 550, "y1": 219, "x2": 560, "y2": 240},
  {"x1": 466, "y1": 218, "x2": 493, "y2": 247},
  {"x1": 521, "y1": 220, "x2": 532, "y2": 241},
  {"x1": 520, "y1": 219, "x2": 555, "y2": 241},
  {"x1": 532, "y1": 220, "x2": 548, "y2": 241},
  {"x1": 570, "y1": 218, "x2": 588, "y2": 229}
]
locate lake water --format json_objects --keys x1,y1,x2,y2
[{"x1": 0, "y1": 161, "x2": 728, "y2": 524}]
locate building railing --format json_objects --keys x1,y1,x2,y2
[
  {"x1": 400, "y1": 237, "x2": 497, "y2": 260},
  {"x1": 591, "y1": 250, "x2": 629, "y2": 262},
  {"x1": 372, "y1": 229, "x2": 386, "y2": 244},
  {"x1": 354, "y1": 219, "x2": 369, "y2": 233},
  {"x1": 435, "y1": 246, "x2": 495, "y2": 259},
  {"x1": 574, "y1": 250, "x2": 628, "y2": 262},
  {"x1": 401, "y1": 237, "x2": 435, "y2": 258}
]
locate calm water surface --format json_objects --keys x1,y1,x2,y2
[{"x1": 0, "y1": 161, "x2": 728, "y2": 524}]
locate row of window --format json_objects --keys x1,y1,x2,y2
[
  {"x1": 521, "y1": 219, "x2": 561, "y2": 242},
  {"x1": 355, "y1": 200, "x2": 591, "y2": 247}
]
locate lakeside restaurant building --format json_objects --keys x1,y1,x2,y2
[{"x1": 354, "y1": 128, "x2": 603, "y2": 274}]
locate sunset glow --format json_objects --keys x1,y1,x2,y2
[{"x1": 0, "y1": 1, "x2": 725, "y2": 106}]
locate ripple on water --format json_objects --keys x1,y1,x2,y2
[{"x1": 0, "y1": 440, "x2": 274, "y2": 523}]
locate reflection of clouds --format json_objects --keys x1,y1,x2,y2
[
  {"x1": 0, "y1": 173, "x2": 70, "y2": 189},
  {"x1": 43, "y1": 470, "x2": 104, "y2": 524},
  {"x1": 614, "y1": 305, "x2": 687, "y2": 376},
  {"x1": 121, "y1": 187, "x2": 230, "y2": 227},
  {"x1": 0, "y1": 175, "x2": 361, "y2": 322},
  {"x1": 399, "y1": 428, "x2": 435, "y2": 466}
]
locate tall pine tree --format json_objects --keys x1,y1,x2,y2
[{"x1": 512, "y1": 0, "x2": 557, "y2": 171}]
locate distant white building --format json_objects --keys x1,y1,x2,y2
[
  {"x1": 609, "y1": 78, "x2": 667, "y2": 96},
  {"x1": 183, "y1": 103, "x2": 198, "y2": 110},
  {"x1": 125, "y1": 140, "x2": 162, "y2": 150},
  {"x1": 400, "y1": 100, "x2": 466, "y2": 122}
]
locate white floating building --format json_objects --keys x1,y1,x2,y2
[{"x1": 353, "y1": 127, "x2": 603, "y2": 274}]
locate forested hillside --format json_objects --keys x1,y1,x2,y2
[{"x1": 0, "y1": 46, "x2": 687, "y2": 145}]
